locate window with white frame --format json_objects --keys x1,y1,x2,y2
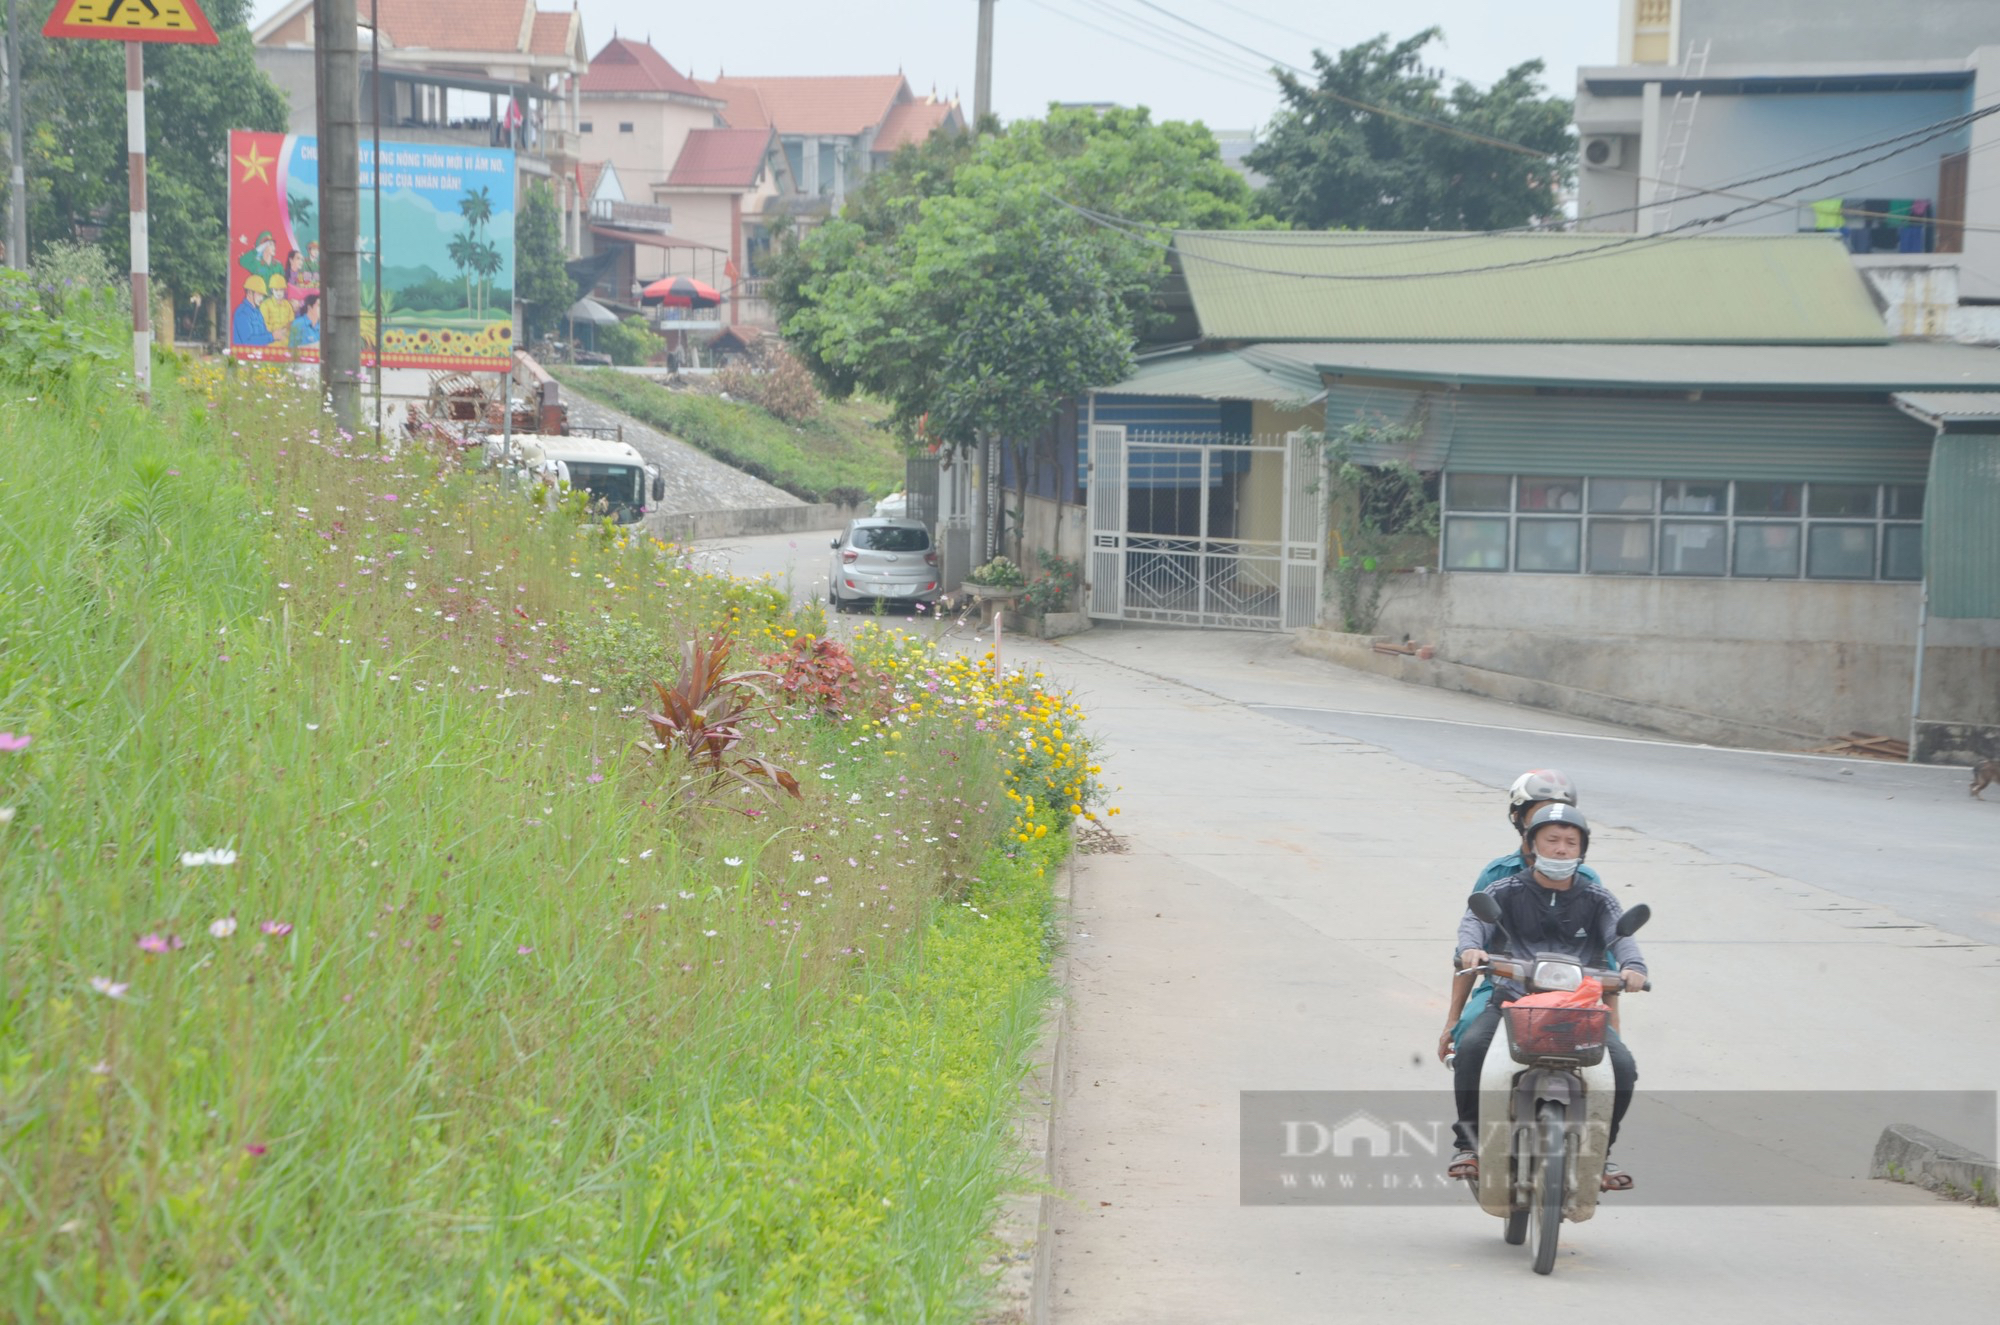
[{"x1": 1441, "y1": 475, "x2": 1923, "y2": 582}]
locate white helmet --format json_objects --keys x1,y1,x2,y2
[{"x1": 1507, "y1": 769, "x2": 1578, "y2": 831}]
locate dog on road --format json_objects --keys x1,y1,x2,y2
[{"x1": 1973, "y1": 759, "x2": 2000, "y2": 799}]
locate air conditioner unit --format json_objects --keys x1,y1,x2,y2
[{"x1": 1582, "y1": 136, "x2": 1624, "y2": 170}]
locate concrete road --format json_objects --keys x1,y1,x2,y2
[
  {"x1": 692, "y1": 534, "x2": 2000, "y2": 1319},
  {"x1": 1029, "y1": 627, "x2": 2000, "y2": 1323}
]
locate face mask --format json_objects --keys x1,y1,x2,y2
[{"x1": 1535, "y1": 855, "x2": 1582, "y2": 882}]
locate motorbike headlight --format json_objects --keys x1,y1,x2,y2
[{"x1": 1531, "y1": 960, "x2": 1583, "y2": 992}]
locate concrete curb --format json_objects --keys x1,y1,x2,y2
[
  {"x1": 645, "y1": 502, "x2": 863, "y2": 545},
  {"x1": 1872, "y1": 1124, "x2": 1999, "y2": 1205},
  {"x1": 1029, "y1": 849, "x2": 1076, "y2": 1325}
]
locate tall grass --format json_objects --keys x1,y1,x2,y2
[
  {"x1": 0, "y1": 349, "x2": 1083, "y2": 1320},
  {"x1": 551, "y1": 367, "x2": 904, "y2": 503}
]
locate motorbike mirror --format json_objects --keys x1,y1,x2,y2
[
  {"x1": 1615, "y1": 903, "x2": 1652, "y2": 938},
  {"x1": 1467, "y1": 892, "x2": 1502, "y2": 925}
]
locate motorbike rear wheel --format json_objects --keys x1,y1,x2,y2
[{"x1": 1528, "y1": 1101, "x2": 1569, "y2": 1275}]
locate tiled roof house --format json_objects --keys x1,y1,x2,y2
[{"x1": 252, "y1": 0, "x2": 592, "y2": 252}]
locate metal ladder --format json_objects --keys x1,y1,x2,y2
[{"x1": 1654, "y1": 39, "x2": 1712, "y2": 232}]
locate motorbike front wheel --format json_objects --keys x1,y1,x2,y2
[{"x1": 1528, "y1": 1101, "x2": 1569, "y2": 1275}]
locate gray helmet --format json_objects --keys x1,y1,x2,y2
[
  {"x1": 1523, "y1": 802, "x2": 1591, "y2": 859},
  {"x1": 1507, "y1": 768, "x2": 1578, "y2": 830}
]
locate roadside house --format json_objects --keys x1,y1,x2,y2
[
  {"x1": 1003, "y1": 229, "x2": 2000, "y2": 751},
  {"x1": 253, "y1": 0, "x2": 592, "y2": 253}
]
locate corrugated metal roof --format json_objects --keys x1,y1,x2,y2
[
  {"x1": 1893, "y1": 392, "x2": 2000, "y2": 426},
  {"x1": 1925, "y1": 434, "x2": 2000, "y2": 618},
  {"x1": 1093, "y1": 349, "x2": 1323, "y2": 402},
  {"x1": 1172, "y1": 232, "x2": 1890, "y2": 345},
  {"x1": 1263, "y1": 341, "x2": 2000, "y2": 390}
]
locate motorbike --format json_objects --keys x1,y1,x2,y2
[{"x1": 1459, "y1": 891, "x2": 1651, "y2": 1275}]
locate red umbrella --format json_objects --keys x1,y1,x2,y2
[{"x1": 640, "y1": 275, "x2": 722, "y2": 309}]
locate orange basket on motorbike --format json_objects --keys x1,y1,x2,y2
[{"x1": 1503, "y1": 1005, "x2": 1609, "y2": 1066}]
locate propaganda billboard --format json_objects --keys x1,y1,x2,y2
[{"x1": 227, "y1": 131, "x2": 516, "y2": 370}]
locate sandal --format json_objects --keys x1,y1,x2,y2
[
  {"x1": 1448, "y1": 1150, "x2": 1479, "y2": 1181},
  {"x1": 1600, "y1": 1162, "x2": 1633, "y2": 1192}
]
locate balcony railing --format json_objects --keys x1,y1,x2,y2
[{"x1": 591, "y1": 199, "x2": 674, "y2": 234}]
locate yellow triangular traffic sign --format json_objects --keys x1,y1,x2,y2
[{"x1": 42, "y1": 0, "x2": 219, "y2": 45}]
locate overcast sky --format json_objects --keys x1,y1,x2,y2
[{"x1": 256, "y1": 0, "x2": 1619, "y2": 133}]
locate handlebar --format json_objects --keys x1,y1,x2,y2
[{"x1": 1461, "y1": 961, "x2": 1651, "y2": 992}]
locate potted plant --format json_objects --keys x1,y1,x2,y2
[
  {"x1": 1019, "y1": 553, "x2": 1087, "y2": 637},
  {"x1": 962, "y1": 555, "x2": 1028, "y2": 600}
]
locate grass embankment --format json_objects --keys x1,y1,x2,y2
[
  {"x1": 0, "y1": 346, "x2": 1103, "y2": 1319},
  {"x1": 551, "y1": 366, "x2": 904, "y2": 504}
]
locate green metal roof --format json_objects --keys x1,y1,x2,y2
[
  {"x1": 1171, "y1": 231, "x2": 1891, "y2": 345},
  {"x1": 1093, "y1": 349, "x2": 1325, "y2": 402},
  {"x1": 1271, "y1": 341, "x2": 2000, "y2": 391},
  {"x1": 1893, "y1": 392, "x2": 2000, "y2": 427}
]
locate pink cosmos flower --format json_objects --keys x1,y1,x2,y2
[
  {"x1": 243, "y1": 1143, "x2": 268, "y2": 1157},
  {"x1": 259, "y1": 920, "x2": 293, "y2": 937},
  {"x1": 89, "y1": 977, "x2": 130, "y2": 1000},
  {"x1": 0, "y1": 733, "x2": 31, "y2": 753},
  {"x1": 516, "y1": 944, "x2": 535, "y2": 955},
  {"x1": 136, "y1": 933, "x2": 182, "y2": 955}
]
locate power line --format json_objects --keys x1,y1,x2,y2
[
  {"x1": 1016, "y1": 0, "x2": 1276, "y2": 96},
  {"x1": 1124, "y1": 96, "x2": 2000, "y2": 251},
  {"x1": 1051, "y1": 96, "x2": 2000, "y2": 282},
  {"x1": 1115, "y1": 0, "x2": 1560, "y2": 159},
  {"x1": 1071, "y1": 0, "x2": 1285, "y2": 85}
]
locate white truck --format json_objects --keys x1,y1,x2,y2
[{"x1": 485, "y1": 433, "x2": 665, "y2": 526}]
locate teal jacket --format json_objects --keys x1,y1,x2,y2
[{"x1": 1451, "y1": 852, "x2": 1604, "y2": 1043}]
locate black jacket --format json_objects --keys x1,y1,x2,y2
[{"x1": 1456, "y1": 870, "x2": 1646, "y2": 1002}]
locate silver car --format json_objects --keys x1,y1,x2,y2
[{"x1": 828, "y1": 518, "x2": 940, "y2": 612}]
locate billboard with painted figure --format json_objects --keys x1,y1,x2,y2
[{"x1": 227, "y1": 130, "x2": 515, "y2": 370}]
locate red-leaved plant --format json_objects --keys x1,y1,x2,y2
[
  {"x1": 646, "y1": 634, "x2": 801, "y2": 810},
  {"x1": 758, "y1": 635, "x2": 871, "y2": 718}
]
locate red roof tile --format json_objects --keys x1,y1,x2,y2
[
  {"x1": 576, "y1": 160, "x2": 606, "y2": 201},
  {"x1": 583, "y1": 36, "x2": 713, "y2": 98},
  {"x1": 873, "y1": 98, "x2": 962, "y2": 153},
  {"x1": 699, "y1": 79, "x2": 769, "y2": 131},
  {"x1": 368, "y1": 0, "x2": 532, "y2": 55},
  {"x1": 666, "y1": 128, "x2": 776, "y2": 189},
  {"x1": 529, "y1": 10, "x2": 576, "y2": 57},
  {"x1": 703, "y1": 74, "x2": 910, "y2": 137}
]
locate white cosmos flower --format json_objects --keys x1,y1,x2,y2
[
  {"x1": 724, "y1": 856, "x2": 743, "y2": 867},
  {"x1": 180, "y1": 848, "x2": 238, "y2": 867},
  {"x1": 209, "y1": 917, "x2": 238, "y2": 938}
]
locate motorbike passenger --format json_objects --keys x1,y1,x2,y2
[
  {"x1": 1445, "y1": 804, "x2": 1646, "y2": 1191},
  {"x1": 1437, "y1": 770, "x2": 1601, "y2": 1065}
]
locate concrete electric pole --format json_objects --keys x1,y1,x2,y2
[
  {"x1": 6, "y1": 0, "x2": 27, "y2": 269},
  {"x1": 314, "y1": 0, "x2": 362, "y2": 431},
  {"x1": 974, "y1": 0, "x2": 994, "y2": 126}
]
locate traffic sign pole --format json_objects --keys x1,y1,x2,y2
[
  {"x1": 126, "y1": 41, "x2": 149, "y2": 401},
  {"x1": 41, "y1": 0, "x2": 219, "y2": 401}
]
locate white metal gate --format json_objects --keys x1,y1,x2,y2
[{"x1": 1086, "y1": 426, "x2": 1324, "y2": 631}]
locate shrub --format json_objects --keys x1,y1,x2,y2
[
  {"x1": 712, "y1": 343, "x2": 822, "y2": 422},
  {"x1": 600, "y1": 314, "x2": 665, "y2": 366},
  {"x1": 1021, "y1": 552, "x2": 1082, "y2": 617},
  {"x1": 966, "y1": 556, "x2": 1026, "y2": 589}
]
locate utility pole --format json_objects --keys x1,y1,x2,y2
[
  {"x1": 126, "y1": 43, "x2": 149, "y2": 400},
  {"x1": 6, "y1": 0, "x2": 27, "y2": 269},
  {"x1": 315, "y1": 0, "x2": 362, "y2": 432},
  {"x1": 973, "y1": 0, "x2": 994, "y2": 126}
]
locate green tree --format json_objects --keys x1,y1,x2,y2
[
  {"x1": 448, "y1": 232, "x2": 476, "y2": 314},
  {"x1": 10, "y1": 0, "x2": 287, "y2": 322},
  {"x1": 773, "y1": 105, "x2": 1260, "y2": 559},
  {"x1": 1247, "y1": 29, "x2": 1574, "y2": 232},
  {"x1": 514, "y1": 180, "x2": 575, "y2": 344}
]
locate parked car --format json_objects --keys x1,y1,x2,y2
[
  {"x1": 873, "y1": 491, "x2": 908, "y2": 518},
  {"x1": 828, "y1": 518, "x2": 940, "y2": 612}
]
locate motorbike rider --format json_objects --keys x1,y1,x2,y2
[
  {"x1": 1445, "y1": 804, "x2": 1646, "y2": 1191},
  {"x1": 1438, "y1": 770, "x2": 1600, "y2": 1065}
]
